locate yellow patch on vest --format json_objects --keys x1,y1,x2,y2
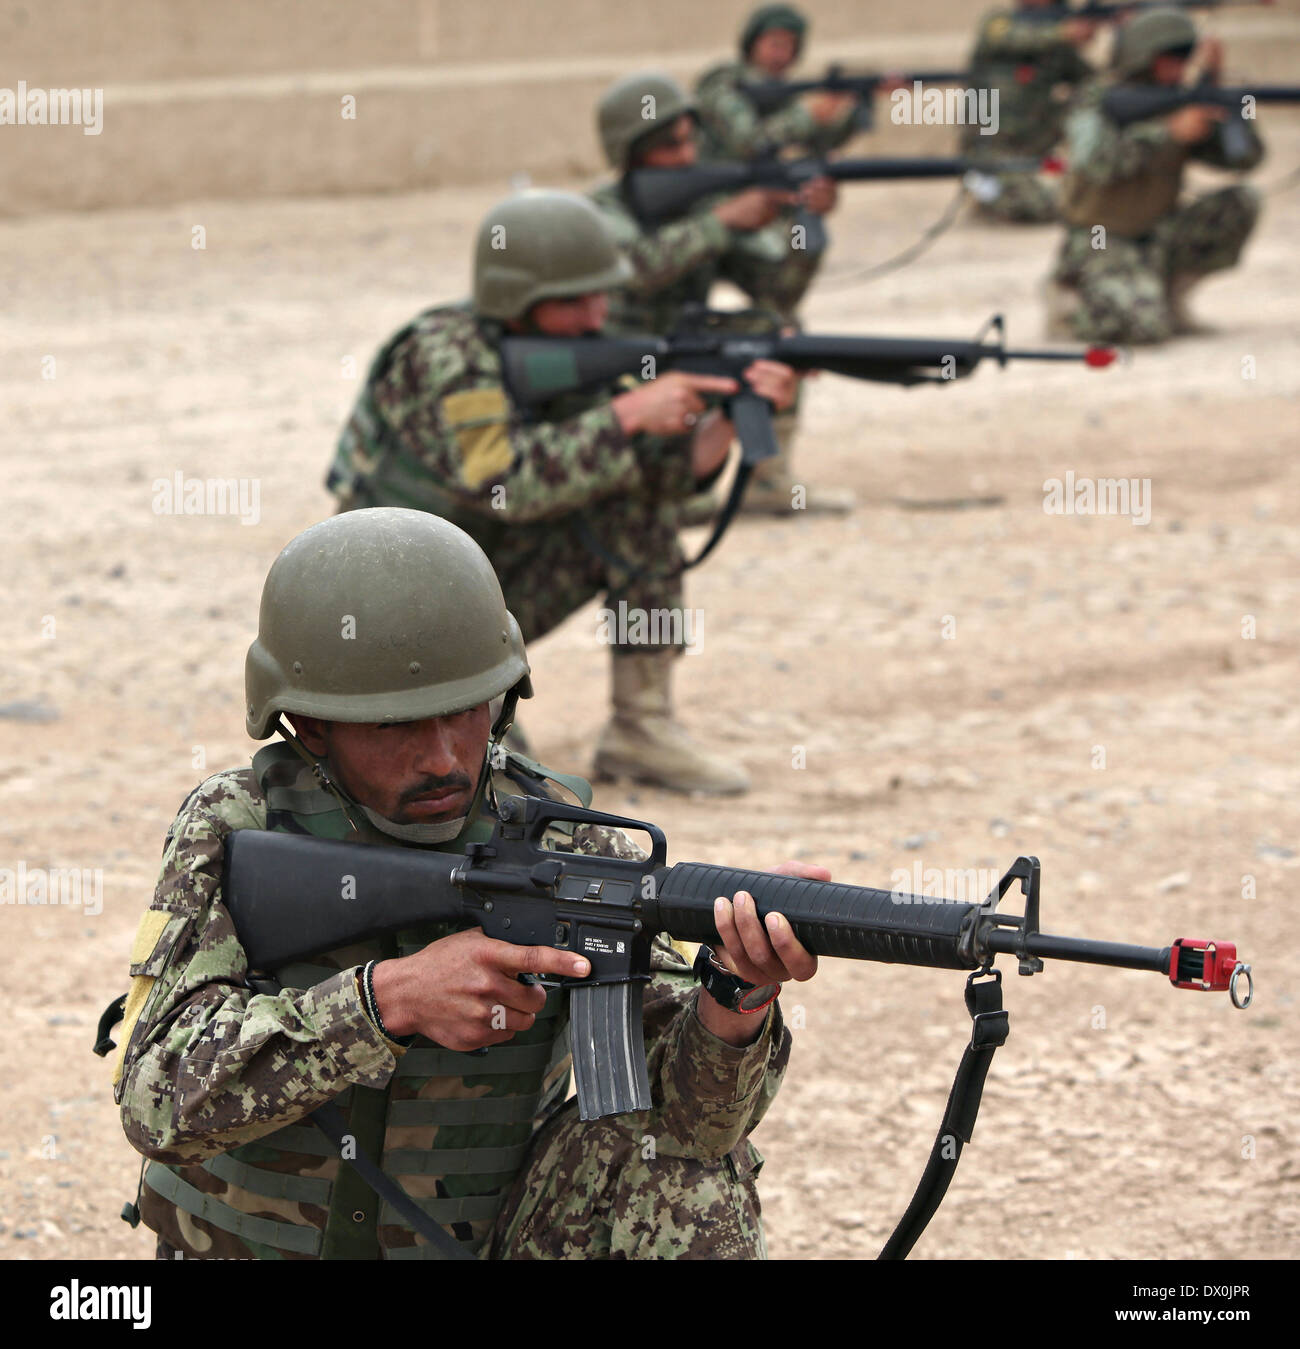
[
  {"x1": 441, "y1": 387, "x2": 513, "y2": 489},
  {"x1": 111, "y1": 909, "x2": 174, "y2": 1084},
  {"x1": 987, "y1": 16, "x2": 1010, "y2": 39}
]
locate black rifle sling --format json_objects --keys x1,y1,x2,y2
[
  {"x1": 246, "y1": 975, "x2": 476, "y2": 1261},
  {"x1": 878, "y1": 970, "x2": 1010, "y2": 1260}
]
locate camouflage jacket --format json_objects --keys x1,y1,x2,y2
[
  {"x1": 115, "y1": 746, "x2": 790, "y2": 1258},
  {"x1": 1059, "y1": 75, "x2": 1264, "y2": 238},
  {"x1": 327, "y1": 305, "x2": 696, "y2": 536},
  {"x1": 694, "y1": 59, "x2": 858, "y2": 160},
  {"x1": 960, "y1": 7, "x2": 1093, "y2": 157},
  {"x1": 588, "y1": 181, "x2": 736, "y2": 334}
]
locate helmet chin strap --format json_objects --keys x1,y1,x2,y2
[
  {"x1": 273, "y1": 716, "x2": 367, "y2": 836},
  {"x1": 490, "y1": 687, "x2": 522, "y2": 743},
  {"x1": 273, "y1": 710, "x2": 510, "y2": 846}
]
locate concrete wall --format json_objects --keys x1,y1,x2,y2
[{"x1": 3, "y1": 0, "x2": 1298, "y2": 213}]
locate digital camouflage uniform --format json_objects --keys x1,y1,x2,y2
[
  {"x1": 693, "y1": 59, "x2": 856, "y2": 317},
  {"x1": 115, "y1": 744, "x2": 789, "y2": 1259},
  {"x1": 327, "y1": 306, "x2": 700, "y2": 652},
  {"x1": 1053, "y1": 78, "x2": 1263, "y2": 343},
  {"x1": 589, "y1": 181, "x2": 820, "y2": 335},
  {"x1": 961, "y1": 7, "x2": 1094, "y2": 222}
]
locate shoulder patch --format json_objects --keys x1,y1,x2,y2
[
  {"x1": 987, "y1": 15, "x2": 1010, "y2": 39},
  {"x1": 113, "y1": 906, "x2": 192, "y2": 1085},
  {"x1": 441, "y1": 386, "x2": 513, "y2": 489}
]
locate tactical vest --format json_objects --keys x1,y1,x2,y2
[
  {"x1": 1059, "y1": 129, "x2": 1188, "y2": 239},
  {"x1": 325, "y1": 307, "x2": 614, "y2": 549},
  {"x1": 325, "y1": 307, "x2": 508, "y2": 558},
  {"x1": 137, "y1": 744, "x2": 576, "y2": 1260}
]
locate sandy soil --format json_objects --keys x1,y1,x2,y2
[{"x1": 1, "y1": 128, "x2": 1297, "y2": 1261}]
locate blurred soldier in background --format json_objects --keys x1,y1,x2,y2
[
  {"x1": 691, "y1": 5, "x2": 855, "y2": 514},
  {"x1": 694, "y1": 3, "x2": 860, "y2": 161},
  {"x1": 327, "y1": 190, "x2": 797, "y2": 794},
  {"x1": 961, "y1": 0, "x2": 1101, "y2": 222},
  {"x1": 1048, "y1": 7, "x2": 1263, "y2": 342},
  {"x1": 590, "y1": 70, "x2": 851, "y2": 516}
]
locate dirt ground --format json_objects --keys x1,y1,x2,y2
[{"x1": 1, "y1": 123, "x2": 1297, "y2": 1261}]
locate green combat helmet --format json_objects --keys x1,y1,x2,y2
[
  {"x1": 740, "y1": 3, "x2": 807, "y2": 59},
  {"x1": 472, "y1": 190, "x2": 632, "y2": 321},
  {"x1": 598, "y1": 71, "x2": 696, "y2": 170},
  {"x1": 1111, "y1": 8, "x2": 1198, "y2": 77},
  {"x1": 245, "y1": 507, "x2": 532, "y2": 740}
]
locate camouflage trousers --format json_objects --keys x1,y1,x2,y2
[
  {"x1": 718, "y1": 211, "x2": 824, "y2": 322},
  {"x1": 487, "y1": 493, "x2": 690, "y2": 654},
  {"x1": 1052, "y1": 186, "x2": 1261, "y2": 344},
  {"x1": 971, "y1": 169, "x2": 1058, "y2": 224},
  {"x1": 488, "y1": 1099, "x2": 767, "y2": 1259}
]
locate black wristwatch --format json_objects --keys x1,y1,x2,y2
[{"x1": 693, "y1": 945, "x2": 780, "y2": 1015}]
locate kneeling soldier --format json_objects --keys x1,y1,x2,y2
[
  {"x1": 327, "y1": 191, "x2": 798, "y2": 794},
  {"x1": 112, "y1": 509, "x2": 824, "y2": 1259},
  {"x1": 1049, "y1": 7, "x2": 1263, "y2": 343}
]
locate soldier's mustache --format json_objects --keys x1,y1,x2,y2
[{"x1": 399, "y1": 772, "x2": 474, "y2": 805}]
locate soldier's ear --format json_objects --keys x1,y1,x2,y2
[{"x1": 287, "y1": 714, "x2": 330, "y2": 756}]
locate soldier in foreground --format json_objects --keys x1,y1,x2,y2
[
  {"x1": 591, "y1": 70, "x2": 851, "y2": 516},
  {"x1": 113, "y1": 509, "x2": 824, "y2": 1259},
  {"x1": 1049, "y1": 8, "x2": 1263, "y2": 342},
  {"x1": 327, "y1": 190, "x2": 798, "y2": 795},
  {"x1": 961, "y1": 0, "x2": 1100, "y2": 222}
]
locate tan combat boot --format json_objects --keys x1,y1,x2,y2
[
  {"x1": 739, "y1": 417, "x2": 854, "y2": 516},
  {"x1": 593, "y1": 650, "x2": 750, "y2": 795}
]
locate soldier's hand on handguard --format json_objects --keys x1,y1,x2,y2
[
  {"x1": 612, "y1": 370, "x2": 738, "y2": 438},
  {"x1": 1062, "y1": 18, "x2": 1098, "y2": 47},
  {"x1": 1167, "y1": 102, "x2": 1226, "y2": 145},
  {"x1": 369, "y1": 929, "x2": 590, "y2": 1052},
  {"x1": 805, "y1": 89, "x2": 857, "y2": 125},
  {"x1": 798, "y1": 174, "x2": 838, "y2": 216},
  {"x1": 712, "y1": 187, "x2": 795, "y2": 232},
  {"x1": 696, "y1": 861, "x2": 826, "y2": 1047}
]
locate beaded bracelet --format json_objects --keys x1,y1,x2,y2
[{"x1": 360, "y1": 960, "x2": 415, "y2": 1047}]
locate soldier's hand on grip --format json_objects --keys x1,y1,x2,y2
[
  {"x1": 612, "y1": 371, "x2": 739, "y2": 438},
  {"x1": 805, "y1": 89, "x2": 857, "y2": 124},
  {"x1": 1167, "y1": 102, "x2": 1226, "y2": 145},
  {"x1": 713, "y1": 187, "x2": 794, "y2": 231},
  {"x1": 369, "y1": 929, "x2": 590, "y2": 1051}
]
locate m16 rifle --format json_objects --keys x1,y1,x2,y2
[
  {"x1": 500, "y1": 308, "x2": 1114, "y2": 566},
  {"x1": 621, "y1": 152, "x2": 1049, "y2": 227},
  {"x1": 223, "y1": 793, "x2": 1252, "y2": 1257},
  {"x1": 1019, "y1": 0, "x2": 1271, "y2": 21},
  {"x1": 1102, "y1": 81, "x2": 1298, "y2": 160},
  {"x1": 737, "y1": 66, "x2": 968, "y2": 132}
]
